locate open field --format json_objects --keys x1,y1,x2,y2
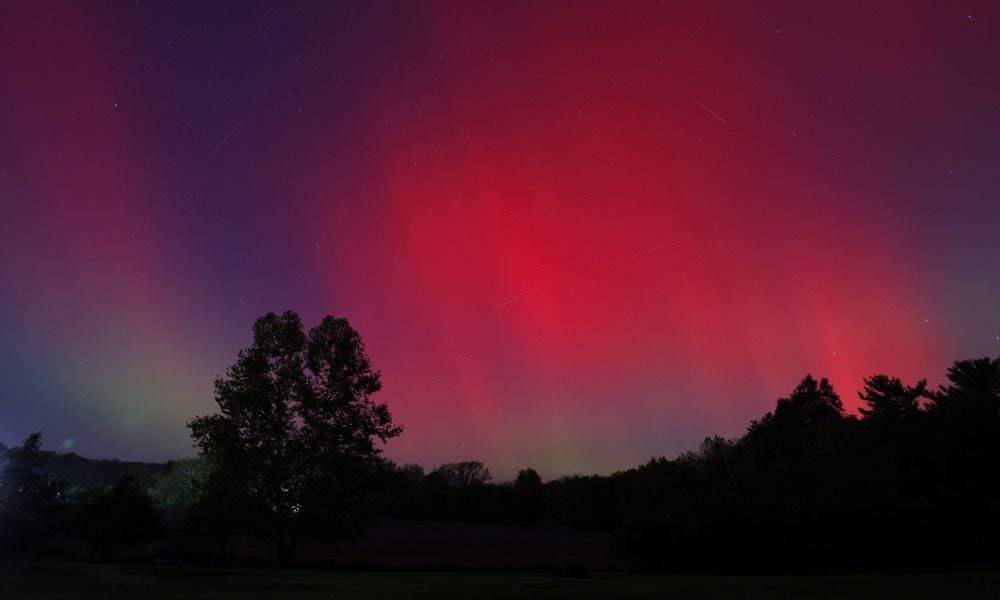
[
  {"x1": 1, "y1": 562, "x2": 998, "y2": 599},
  {"x1": 225, "y1": 519, "x2": 618, "y2": 569}
]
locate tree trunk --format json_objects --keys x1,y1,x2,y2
[
  {"x1": 287, "y1": 528, "x2": 299, "y2": 565},
  {"x1": 275, "y1": 534, "x2": 287, "y2": 566},
  {"x1": 275, "y1": 529, "x2": 299, "y2": 566}
]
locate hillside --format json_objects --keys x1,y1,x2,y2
[{"x1": 2, "y1": 445, "x2": 169, "y2": 490}]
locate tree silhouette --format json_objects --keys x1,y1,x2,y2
[
  {"x1": 188, "y1": 311, "x2": 402, "y2": 564},
  {"x1": 932, "y1": 356, "x2": 1000, "y2": 418},
  {"x1": 513, "y1": 468, "x2": 544, "y2": 525},
  {"x1": 149, "y1": 457, "x2": 210, "y2": 509},
  {"x1": 417, "y1": 461, "x2": 493, "y2": 521},
  {"x1": 430, "y1": 461, "x2": 492, "y2": 487},
  {"x1": 774, "y1": 374, "x2": 844, "y2": 423},
  {"x1": 72, "y1": 475, "x2": 162, "y2": 560},
  {"x1": 858, "y1": 374, "x2": 927, "y2": 421},
  {"x1": 0, "y1": 432, "x2": 65, "y2": 556}
]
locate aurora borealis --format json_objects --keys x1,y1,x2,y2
[{"x1": 2, "y1": 2, "x2": 998, "y2": 478}]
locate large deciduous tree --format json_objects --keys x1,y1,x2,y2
[{"x1": 188, "y1": 311, "x2": 402, "y2": 564}]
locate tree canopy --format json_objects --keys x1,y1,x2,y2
[
  {"x1": 858, "y1": 374, "x2": 927, "y2": 421},
  {"x1": 188, "y1": 311, "x2": 402, "y2": 563}
]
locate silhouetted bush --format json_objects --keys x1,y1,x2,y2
[
  {"x1": 70, "y1": 475, "x2": 162, "y2": 560},
  {"x1": 0, "y1": 433, "x2": 66, "y2": 557}
]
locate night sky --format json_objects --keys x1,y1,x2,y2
[{"x1": 2, "y1": 1, "x2": 998, "y2": 479}]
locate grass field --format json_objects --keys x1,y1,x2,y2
[{"x1": 1, "y1": 562, "x2": 998, "y2": 599}]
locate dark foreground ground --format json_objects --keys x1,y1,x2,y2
[
  {"x1": 1, "y1": 562, "x2": 998, "y2": 600},
  {"x1": 223, "y1": 519, "x2": 618, "y2": 569}
]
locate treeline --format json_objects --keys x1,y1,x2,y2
[
  {"x1": 379, "y1": 461, "x2": 544, "y2": 525},
  {"x1": 12, "y1": 447, "x2": 167, "y2": 491},
  {"x1": 611, "y1": 358, "x2": 1000, "y2": 571},
  {"x1": 4, "y1": 355, "x2": 999, "y2": 571},
  {"x1": 375, "y1": 356, "x2": 1000, "y2": 571},
  {"x1": 0, "y1": 434, "x2": 162, "y2": 559}
]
